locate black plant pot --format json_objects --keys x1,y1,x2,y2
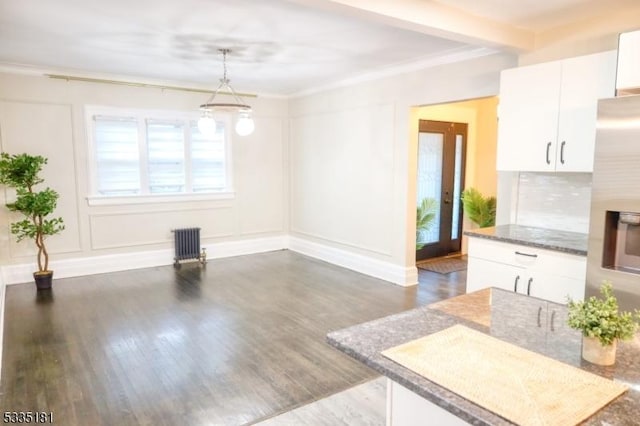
[{"x1": 33, "y1": 271, "x2": 53, "y2": 290}]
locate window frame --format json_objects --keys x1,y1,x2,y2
[{"x1": 85, "y1": 105, "x2": 234, "y2": 206}]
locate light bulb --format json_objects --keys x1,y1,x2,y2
[
  {"x1": 235, "y1": 113, "x2": 255, "y2": 136},
  {"x1": 198, "y1": 110, "x2": 217, "y2": 138}
]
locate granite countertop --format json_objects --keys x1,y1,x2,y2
[
  {"x1": 463, "y1": 224, "x2": 588, "y2": 256},
  {"x1": 327, "y1": 289, "x2": 640, "y2": 425}
]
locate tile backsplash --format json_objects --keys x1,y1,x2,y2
[{"x1": 516, "y1": 172, "x2": 592, "y2": 234}]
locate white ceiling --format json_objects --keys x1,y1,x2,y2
[{"x1": 0, "y1": 0, "x2": 636, "y2": 96}]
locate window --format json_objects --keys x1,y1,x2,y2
[{"x1": 87, "y1": 107, "x2": 232, "y2": 204}]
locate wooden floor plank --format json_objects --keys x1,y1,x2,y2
[{"x1": 0, "y1": 250, "x2": 465, "y2": 425}]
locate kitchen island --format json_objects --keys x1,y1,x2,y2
[{"x1": 327, "y1": 289, "x2": 640, "y2": 425}]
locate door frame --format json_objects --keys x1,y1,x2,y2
[{"x1": 415, "y1": 119, "x2": 468, "y2": 261}]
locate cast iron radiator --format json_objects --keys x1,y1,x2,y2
[{"x1": 172, "y1": 227, "x2": 206, "y2": 266}]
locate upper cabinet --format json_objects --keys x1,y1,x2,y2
[
  {"x1": 617, "y1": 30, "x2": 640, "y2": 94},
  {"x1": 497, "y1": 51, "x2": 617, "y2": 172}
]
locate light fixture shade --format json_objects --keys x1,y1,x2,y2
[
  {"x1": 198, "y1": 49, "x2": 256, "y2": 137},
  {"x1": 197, "y1": 111, "x2": 217, "y2": 138},
  {"x1": 235, "y1": 113, "x2": 255, "y2": 136}
]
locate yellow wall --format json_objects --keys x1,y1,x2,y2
[{"x1": 470, "y1": 97, "x2": 499, "y2": 197}]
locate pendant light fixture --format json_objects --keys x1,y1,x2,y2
[{"x1": 198, "y1": 48, "x2": 255, "y2": 137}]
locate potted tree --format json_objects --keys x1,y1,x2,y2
[
  {"x1": 567, "y1": 281, "x2": 640, "y2": 366},
  {"x1": 0, "y1": 153, "x2": 65, "y2": 290}
]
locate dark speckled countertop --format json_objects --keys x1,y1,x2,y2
[
  {"x1": 464, "y1": 224, "x2": 588, "y2": 256},
  {"x1": 327, "y1": 289, "x2": 640, "y2": 425}
]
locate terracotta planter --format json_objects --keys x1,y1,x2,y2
[
  {"x1": 582, "y1": 336, "x2": 617, "y2": 366},
  {"x1": 33, "y1": 271, "x2": 53, "y2": 290}
]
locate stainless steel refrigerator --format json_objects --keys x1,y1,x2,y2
[{"x1": 587, "y1": 94, "x2": 640, "y2": 311}]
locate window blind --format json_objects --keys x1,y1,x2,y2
[
  {"x1": 94, "y1": 116, "x2": 141, "y2": 195},
  {"x1": 146, "y1": 119, "x2": 185, "y2": 194}
]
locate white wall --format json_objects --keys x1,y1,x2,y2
[
  {"x1": 0, "y1": 73, "x2": 288, "y2": 281},
  {"x1": 289, "y1": 53, "x2": 516, "y2": 284},
  {"x1": 0, "y1": 53, "x2": 517, "y2": 287}
]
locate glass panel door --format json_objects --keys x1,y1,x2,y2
[
  {"x1": 417, "y1": 132, "x2": 442, "y2": 246},
  {"x1": 416, "y1": 120, "x2": 467, "y2": 261},
  {"x1": 451, "y1": 134, "x2": 463, "y2": 240}
]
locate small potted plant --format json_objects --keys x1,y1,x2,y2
[
  {"x1": 0, "y1": 153, "x2": 65, "y2": 290},
  {"x1": 416, "y1": 197, "x2": 437, "y2": 250},
  {"x1": 567, "y1": 281, "x2": 640, "y2": 366},
  {"x1": 461, "y1": 187, "x2": 496, "y2": 228}
]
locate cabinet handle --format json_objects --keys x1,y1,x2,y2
[
  {"x1": 546, "y1": 142, "x2": 552, "y2": 165},
  {"x1": 550, "y1": 310, "x2": 556, "y2": 332},
  {"x1": 560, "y1": 141, "x2": 566, "y2": 165},
  {"x1": 515, "y1": 251, "x2": 538, "y2": 258},
  {"x1": 527, "y1": 278, "x2": 533, "y2": 295},
  {"x1": 537, "y1": 306, "x2": 542, "y2": 327},
  {"x1": 514, "y1": 275, "x2": 520, "y2": 292}
]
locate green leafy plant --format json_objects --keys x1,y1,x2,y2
[
  {"x1": 0, "y1": 153, "x2": 65, "y2": 273},
  {"x1": 567, "y1": 281, "x2": 640, "y2": 346},
  {"x1": 461, "y1": 188, "x2": 496, "y2": 228},
  {"x1": 416, "y1": 197, "x2": 437, "y2": 250}
]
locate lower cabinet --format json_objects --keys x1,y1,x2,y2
[
  {"x1": 490, "y1": 289, "x2": 582, "y2": 362},
  {"x1": 528, "y1": 271, "x2": 584, "y2": 305},
  {"x1": 466, "y1": 257, "x2": 524, "y2": 294},
  {"x1": 466, "y1": 237, "x2": 586, "y2": 304}
]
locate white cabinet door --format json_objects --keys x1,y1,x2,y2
[
  {"x1": 526, "y1": 273, "x2": 585, "y2": 305},
  {"x1": 497, "y1": 51, "x2": 616, "y2": 173},
  {"x1": 466, "y1": 257, "x2": 525, "y2": 294},
  {"x1": 617, "y1": 30, "x2": 640, "y2": 93},
  {"x1": 496, "y1": 61, "x2": 562, "y2": 172},
  {"x1": 388, "y1": 380, "x2": 469, "y2": 426},
  {"x1": 491, "y1": 289, "x2": 548, "y2": 350},
  {"x1": 556, "y1": 51, "x2": 617, "y2": 172}
]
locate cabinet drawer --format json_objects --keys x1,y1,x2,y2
[
  {"x1": 468, "y1": 237, "x2": 586, "y2": 280},
  {"x1": 466, "y1": 257, "x2": 524, "y2": 294}
]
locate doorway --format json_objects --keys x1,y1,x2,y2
[{"x1": 416, "y1": 120, "x2": 467, "y2": 261}]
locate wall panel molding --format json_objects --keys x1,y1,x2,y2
[{"x1": 88, "y1": 207, "x2": 236, "y2": 250}]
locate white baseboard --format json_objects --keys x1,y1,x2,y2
[
  {"x1": 0, "y1": 273, "x2": 5, "y2": 381},
  {"x1": 205, "y1": 236, "x2": 287, "y2": 259},
  {"x1": 1, "y1": 235, "x2": 288, "y2": 285},
  {"x1": 289, "y1": 236, "x2": 418, "y2": 286},
  {"x1": 0, "y1": 234, "x2": 415, "y2": 288}
]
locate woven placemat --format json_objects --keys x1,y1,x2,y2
[{"x1": 381, "y1": 325, "x2": 628, "y2": 426}]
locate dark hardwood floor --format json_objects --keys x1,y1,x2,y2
[{"x1": 0, "y1": 250, "x2": 465, "y2": 425}]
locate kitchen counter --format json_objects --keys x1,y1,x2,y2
[
  {"x1": 327, "y1": 288, "x2": 640, "y2": 425},
  {"x1": 464, "y1": 224, "x2": 588, "y2": 256}
]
